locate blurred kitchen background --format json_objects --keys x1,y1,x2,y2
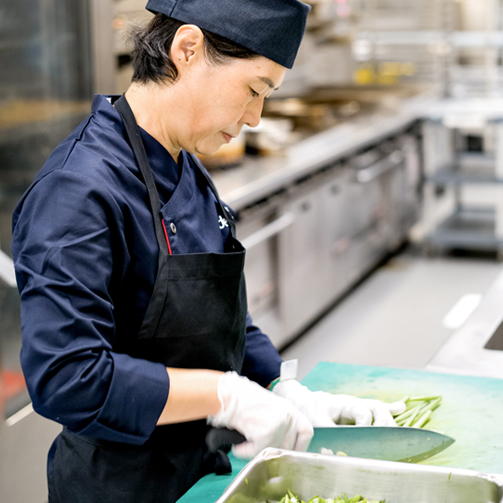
[{"x1": 3, "y1": 0, "x2": 503, "y2": 501}]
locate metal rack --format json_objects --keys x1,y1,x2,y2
[
  {"x1": 421, "y1": 100, "x2": 503, "y2": 256},
  {"x1": 349, "y1": 0, "x2": 503, "y2": 255},
  {"x1": 347, "y1": 0, "x2": 503, "y2": 98},
  {"x1": 350, "y1": 0, "x2": 454, "y2": 89}
]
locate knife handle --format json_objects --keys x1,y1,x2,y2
[{"x1": 206, "y1": 427, "x2": 247, "y2": 453}]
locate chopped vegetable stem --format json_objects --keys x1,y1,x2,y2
[
  {"x1": 393, "y1": 394, "x2": 443, "y2": 428},
  {"x1": 402, "y1": 404, "x2": 422, "y2": 427},
  {"x1": 419, "y1": 397, "x2": 442, "y2": 414},
  {"x1": 407, "y1": 395, "x2": 441, "y2": 402},
  {"x1": 412, "y1": 409, "x2": 432, "y2": 428},
  {"x1": 394, "y1": 406, "x2": 417, "y2": 422}
]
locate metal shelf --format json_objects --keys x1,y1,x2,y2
[
  {"x1": 426, "y1": 207, "x2": 502, "y2": 249},
  {"x1": 421, "y1": 113, "x2": 503, "y2": 254},
  {"x1": 425, "y1": 155, "x2": 503, "y2": 185},
  {"x1": 358, "y1": 31, "x2": 503, "y2": 47}
]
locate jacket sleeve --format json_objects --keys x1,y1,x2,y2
[
  {"x1": 241, "y1": 313, "x2": 282, "y2": 387},
  {"x1": 11, "y1": 169, "x2": 169, "y2": 445}
]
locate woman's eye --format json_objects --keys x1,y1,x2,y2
[{"x1": 250, "y1": 88, "x2": 259, "y2": 98}]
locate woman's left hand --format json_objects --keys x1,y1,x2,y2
[{"x1": 272, "y1": 379, "x2": 406, "y2": 427}]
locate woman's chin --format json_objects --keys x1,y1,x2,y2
[{"x1": 194, "y1": 144, "x2": 223, "y2": 157}]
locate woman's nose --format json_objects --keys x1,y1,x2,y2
[{"x1": 242, "y1": 99, "x2": 263, "y2": 128}]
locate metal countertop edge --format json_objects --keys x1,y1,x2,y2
[
  {"x1": 216, "y1": 90, "x2": 441, "y2": 211},
  {"x1": 427, "y1": 268, "x2": 503, "y2": 379}
]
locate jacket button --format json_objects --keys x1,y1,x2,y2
[
  {"x1": 225, "y1": 206, "x2": 234, "y2": 220},
  {"x1": 170, "y1": 223, "x2": 177, "y2": 234}
]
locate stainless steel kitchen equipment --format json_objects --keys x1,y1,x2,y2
[
  {"x1": 236, "y1": 126, "x2": 422, "y2": 348},
  {"x1": 235, "y1": 128, "x2": 421, "y2": 347},
  {"x1": 216, "y1": 448, "x2": 503, "y2": 503},
  {"x1": 277, "y1": 167, "x2": 347, "y2": 340},
  {"x1": 236, "y1": 195, "x2": 291, "y2": 345},
  {"x1": 421, "y1": 100, "x2": 503, "y2": 256}
]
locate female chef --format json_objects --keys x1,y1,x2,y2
[{"x1": 11, "y1": 1, "x2": 404, "y2": 501}]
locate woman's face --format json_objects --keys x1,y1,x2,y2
[{"x1": 169, "y1": 30, "x2": 287, "y2": 156}]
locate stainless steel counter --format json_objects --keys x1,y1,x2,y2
[
  {"x1": 428, "y1": 267, "x2": 503, "y2": 379},
  {"x1": 212, "y1": 88, "x2": 440, "y2": 211}
]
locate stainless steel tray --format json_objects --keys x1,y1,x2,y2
[{"x1": 216, "y1": 448, "x2": 503, "y2": 503}]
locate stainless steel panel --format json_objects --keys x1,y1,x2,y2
[
  {"x1": 241, "y1": 214, "x2": 295, "y2": 251},
  {"x1": 347, "y1": 159, "x2": 386, "y2": 238},
  {"x1": 237, "y1": 212, "x2": 279, "y2": 318},
  {"x1": 237, "y1": 207, "x2": 287, "y2": 346},
  {"x1": 238, "y1": 136, "x2": 420, "y2": 347},
  {"x1": 346, "y1": 221, "x2": 388, "y2": 285},
  {"x1": 322, "y1": 169, "x2": 352, "y2": 303},
  {"x1": 343, "y1": 149, "x2": 398, "y2": 282},
  {"x1": 278, "y1": 184, "x2": 327, "y2": 337},
  {"x1": 394, "y1": 134, "x2": 422, "y2": 236},
  {"x1": 217, "y1": 448, "x2": 503, "y2": 503}
]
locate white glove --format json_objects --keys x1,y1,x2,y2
[
  {"x1": 207, "y1": 372, "x2": 313, "y2": 459},
  {"x1": 273, "y1": 379, "x2": 406, "y2": 427}
]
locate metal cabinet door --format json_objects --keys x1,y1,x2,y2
[
  {"x1": 278, "y1": 183, "x2": 327, "y2": 338},
  {"x1": 322, "y1": 169, "x2": 352, "y2": 304},
  {"x1": 237, "y1": 206, "x2": 294, "y2": 348},
  {"x1": 390, "y1": 134, "x2": 421, "y2": 240},
  {"x1": 346, "y1": 168, "x2": 384, "y2": 238},
  {"x1": 346, "y1": 150, "x2": 406, "y2": 281},
  {"x1": 237, "y1": 213, "x2": 277, "y2": 317}
]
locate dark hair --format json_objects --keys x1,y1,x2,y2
[{"x1": 129, "y1": 14, "x2": 260, "y2": 84}]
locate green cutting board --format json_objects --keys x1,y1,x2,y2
[
  {"x1": 302, "y1": 362, "x2": 503, "y2": 473},
  {"x1": 178, "y1": 363, "x2": 503, "y2": 502}
]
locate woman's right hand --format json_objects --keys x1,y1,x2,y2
[{"x1": 207, "y1": 371, "x2": 313, "y2": 459}]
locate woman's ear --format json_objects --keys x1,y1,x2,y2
[{"x1": 171, "y1": 24, "x2": 205, "y2": 72}]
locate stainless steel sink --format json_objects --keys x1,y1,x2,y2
[{"x1": 216, "y1": 448, "x2": 503, "y2": 503}]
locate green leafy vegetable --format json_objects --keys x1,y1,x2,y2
[{"x1": 272, "y1": 491, "x2": 386, "y2": 503}]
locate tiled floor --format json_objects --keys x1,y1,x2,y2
[{"x1": 281, "y1": 248, "x2": 503, "y2": 380}]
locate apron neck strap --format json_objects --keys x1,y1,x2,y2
[
  {"x1": 115, "y1": 94, "x2": 168, "y2": 255},
  {"x1": 115, "y1": 94, "x2": 237, "y2": 243}
]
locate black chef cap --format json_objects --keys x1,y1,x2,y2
[{"x1": 145, "y1": 0, "x2": 311, "y2": 69}]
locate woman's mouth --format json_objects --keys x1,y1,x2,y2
[{"x1": 222, "y1": 132, "x2": 235, "y2": 143}]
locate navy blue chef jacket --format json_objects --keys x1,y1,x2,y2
[{"x1": 11, "y1": 95, "x2": 282, "y2": 446}]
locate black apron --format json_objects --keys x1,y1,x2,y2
[{"x1": 47, "y1": 95, "x2": 248, "y2": 503}]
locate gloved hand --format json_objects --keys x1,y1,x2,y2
[
  {"x1": 207, "y1": 372, "x2": 313, "y2": 459},
  {"x1": 273, "y1": 379, "x2": 406, "y2": 427}
]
